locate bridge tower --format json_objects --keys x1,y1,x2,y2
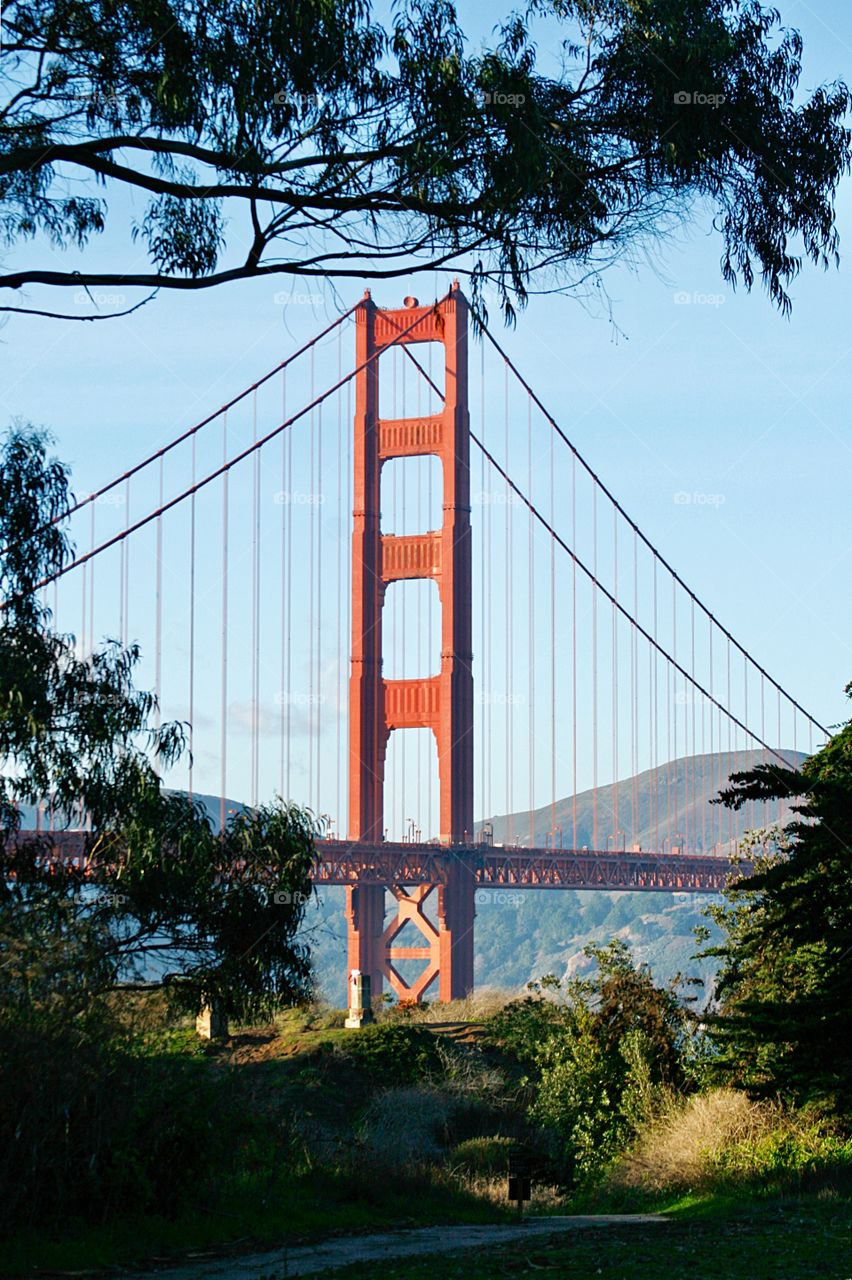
[{"x1": 346, "y1": 283, "x2": 475, "y2": 1002}]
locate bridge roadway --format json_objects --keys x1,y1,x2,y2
[
  {"x1": 314, "y1": 839, "x2": 740, "y2": 892},
  {"x1": 13, "y1": 832, "x2": 741, "y2": 893}
]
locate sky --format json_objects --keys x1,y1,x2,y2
[{"x1": 2, "y1": 0, "x2": 852, "y2": 836}]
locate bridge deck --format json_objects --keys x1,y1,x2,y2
[
  {"x1": 314, "y1": 840, "x2": 741, "y2": 892},
  {"x1": 9, "y1": 833, "x2": 742, "y2": 893}
]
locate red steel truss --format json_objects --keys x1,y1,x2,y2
[
  {"x1": 347, "y1": 285, "x2": 474, "y2": 1003},
  {"x1": 11, "y1": 831, "x2": 742, "y2": 895}
]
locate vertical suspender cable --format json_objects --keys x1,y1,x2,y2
[
  {"x1": 744, "y1": 658, "x2": 750, "y2": 839},
  {"x1": 188, "y1": 434, "x2": 196, "y2": 802},
  {"x1": 727, "y1": 637, "x2": 733, "y2": 849},
  {"x1": 480, "y1": 338, "x2": 486, "y2": 833},
  {"x1": 122, "y1": 478, "x2": 130, "y2": 646},
  {"x1": 652, "y1": 559, "x2": 659, "y2": 852},
  {"x1": 280, "y1": 369, "x2": 288, "y2": 799},
  {"x1": 592, "y1": 485, "x2": 598, "y2": 850},
  {"x1": 571, "y1": 452, "x2": 577, "y2": 850},
  {"x1": 337, "y1": 325, "x2": 344, "y2": 835},
  {"x1": 220, "y1": 411, "x2": 229, "y2": 834},
  {"x1": 550, "y1": 407, "x2": 556, "y2": 843},
  {"x1": 251, "y1": 388, "x2": 260, "y2": 808},
  {"x1": 505, "y1": 360, "x2": 513, "y2": 843},
  {"x1": 631, "y1": 530, "x2": 638, "y2": 847},
  {"x1": 670, "y1": 579, "x2": 676, "y2": 848},
  {"x1": 88, "y1": 501, "x2": 95, "y2": 660},
  {"x1": 612, "y1": 506, "x2": 618, "y2": 848},
  {"x1": 528, "y1": 393, "x2": 535, "y2": 847},
  {"x1": 308, "y1": 349, "x2": 315, "y2": 811},
  {"x1": 316, "y1": 399, "x2": 323, "y2": 822},
  {"x1": 81, "y1": 513, "x2": 87, "y2": 656},
  {"x1": 155, "y1": 456, "x2": 164, "y2": 751},
  {"x1": 708, "y1": 615, "x2": 715, "y2": 849}
]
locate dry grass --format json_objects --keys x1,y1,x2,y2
[
  {"x1": 357, "y1": 1085, "x2": 454, "y2": 1166},
  {"x1": 612, "y1": 1088, "x2": 787, "y2": 1192},
  {"x1": 450, "y1": 1171, "x2": 565, "y2": 1211},
  {"x1": 384, "y1": 990, "x2": 517, "y2": 1024}
]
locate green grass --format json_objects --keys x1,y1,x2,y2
[
  {"x1": 1, "y1": 1166, "x2": 510, "y2": 1275},
  {"x1": 5, "y1": 1003, "x2": 850, "y2": 1278},
  {"x1": 327, "y1": 1194, "x2": 852, "y2": 1280}
]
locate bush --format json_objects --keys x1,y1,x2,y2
[
  {"x1": 610, "y1": 1087, "x2": 852, "y2": 1196},
  {"x1": 450, "y1": 1135, "x2": 515, "y2": 1176},
  {"x1": 339, "y1": 1023, "x2": 444, "y2": 1084},
  {"x1": 0, "y1": 1014, "x2": 231, "y2": 1235}
]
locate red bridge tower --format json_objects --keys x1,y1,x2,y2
[{"x1": 346, "y1": 284, "x2": 475, "y2": 1002}]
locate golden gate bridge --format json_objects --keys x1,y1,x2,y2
[{"x1": 17, "y1": 284, "x2": 824, "y2": 1002}]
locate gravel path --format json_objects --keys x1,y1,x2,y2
[{"x1": 135, "y1": 1215, "x2": 666, "y2": 1280}]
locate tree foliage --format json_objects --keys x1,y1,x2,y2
[
  {"x1": 487, "y1": 941, "x2": 700, "y2": 1184},
  {"x1": 0, "y1": 423, "x2": 316, "y2": 1022},
  {"x1": 0, "y1": 0, "x2": 849, "y2": 319},
  {"x1": 704, "y1": 693, "x2": 852, "y2": 1111}
]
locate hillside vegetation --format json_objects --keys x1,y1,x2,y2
[{"x1": 4, "y1": 950, "x2": 850, "y2": 1275}]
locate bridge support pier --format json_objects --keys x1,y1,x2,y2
[
  {"x1": 345, "y1": 884, "x2": 386, "y2": 997},
  {"x1": 347, "y1": 284, "x2": 474, "y2": 1005}
]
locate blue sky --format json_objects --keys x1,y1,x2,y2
[{"x1": 2, "y1": 0, "x2": 852, "y2": 833}]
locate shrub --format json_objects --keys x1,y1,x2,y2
[
  {"x1": 450, "y1": 1135, "x2": 515, "y2": 1176},
  {"x1": 0, "y1": 1014, "x2": 231, "y2": 1235},
  {"x1": 339, "y1": 1022, "x2": 444, "y2": 1084},
  {"x1": 357, "y1": 1085, "x2": 453, "y2": 1167},
  {"x1": 611, "y1": 1087, "x2": 852, "y2": 1196}
]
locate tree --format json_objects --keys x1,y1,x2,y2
[
  {"x1": 0, "y1": 423, "x2": 316, "y2": 1022},
  {"x1": 1, "y1": 0, "x2": 849, "y2": 320},
  {"x1": 704, "y1": 691, "x2": 852, "y2": 1110},
  {"x1": 489, "y1": 943, "x2": 699, "y2": 1184}
]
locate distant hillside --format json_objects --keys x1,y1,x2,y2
[{"x1": 478, "y1": 747, "x2": 805, "y2": 851}]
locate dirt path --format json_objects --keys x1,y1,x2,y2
[{"x1": 136, "y1": 1215, "x2": 666, "y2": 1280}]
